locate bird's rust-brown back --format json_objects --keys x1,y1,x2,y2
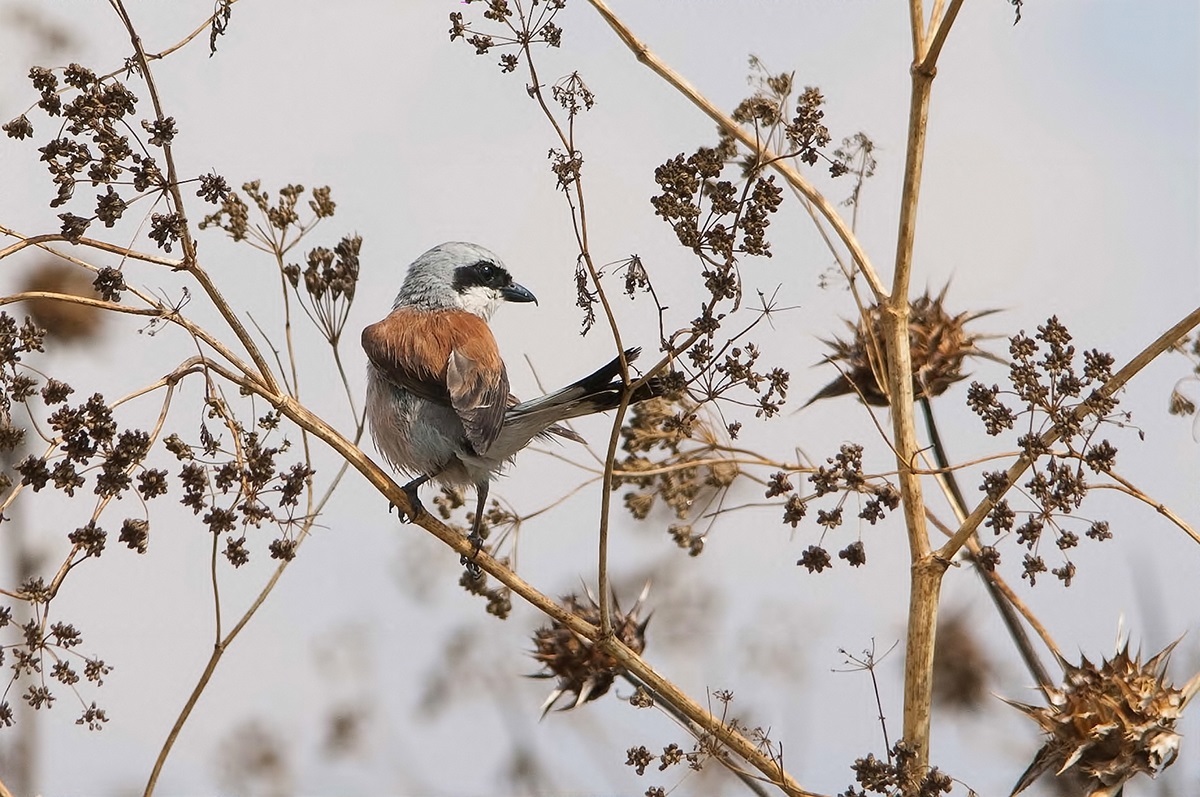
[{"x1": 362, "y1": 308, "x2": 509, "y2": 455}]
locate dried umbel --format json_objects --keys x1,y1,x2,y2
[
  {"x1": 808, "y1": 286, "x2": 998, "y2": 407},
  {"x1": 615, "y1": 395, "x2": 741, "y2": 555},
  {"x1": 1006, "y1": 642, "x2": 1187, "y2": 796},
  {"x1": 530, "y1": 588, "x2": 649, "y2": 715}
]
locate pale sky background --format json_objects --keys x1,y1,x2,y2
[{"x1": 0, "y1": 1, "x2": 1198, "y2": 796}]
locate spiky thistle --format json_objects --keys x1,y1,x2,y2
[
  {"x1": 530, "y1": 586, "x2": 650, "y2": 716},
  {"x1": 1006, "y1": 640, "x2": 1191, "y2": 796},
  {"x1": 807, "y1": 285, "x2": 1000, "y2": 407}
]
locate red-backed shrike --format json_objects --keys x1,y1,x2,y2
[{"x1": 362, "y1": 242, "x2": 659, "y2": 567}]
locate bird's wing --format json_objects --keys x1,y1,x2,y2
[
  {"x1": 361, "y1": 308, "x2": 509, "y2": 455},
  {"x1": 445, "y1": 341, "x2": 509, "y2": 456}
]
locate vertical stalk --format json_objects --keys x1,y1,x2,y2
[{"x1": 890, "y1": 55, "x2": 940, "y2": 791}]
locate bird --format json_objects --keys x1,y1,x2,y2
[{"x1": 362, "y1": 242, "x2": 661, "y2": 571}]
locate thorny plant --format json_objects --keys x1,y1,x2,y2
[{"x1": 0, "y1": 3, "x2": 1197, "y2": 797}]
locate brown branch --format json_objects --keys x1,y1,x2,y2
[
  {"x1": 921, "y1": 0, "x2": 965, "y2": 72},
  {"x1": 250, "y1": 385, "x2": 820, "y2": 796},
  {"x1": 894, "y1": 2, "x2": 943, "y2": 783},
  {"x1": 145, "y1": 0, "x2": 241, "y2": 61},
  {"x1": 0, "y1": 226, "x2": 183, "y2": 267}
]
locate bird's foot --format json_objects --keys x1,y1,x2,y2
[
  {"x1": 460, "y1": 531, "x2": 485, "y2": 579},
  {"x1": 393, "y1": 481, "x2": 427, "y2": 523}
]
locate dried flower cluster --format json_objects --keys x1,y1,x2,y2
[
  {"x1": 648, "y1": 140, "x2": 791, "y2": 421},
  {"x1": 449, "y1": 0, "x2": 566, "y2": 74},
  {"x1": 0, "y1": 313, "x2": 116, "y2": 724},
  {"x1": 0, "y1": 311, "x2": 45, "y2": 463},
  {"x1": 164, "y1": 408, "x2": 314, "y2": 568},
  {"x1": 722, "y1": 58, "x2": 850, "y2": 178},
  {"x1": 200, "y1": 181, "x2": 334, "y2": 246},
  {"x1": 531, "y1": 589, "x2": 648, "y2": 714},
  {"x1": 614, "y1": 396, "x2": 741, "y2": 555},
  {"x1": 651, "y1": 146, "x2": 783, "y2": 263},
  {"x1": 1006, "y1": 643, "x2": 1187, "y2": 796},
  {"x1": 837, "y1": 741, "x2": 955, "y2": 797},
  {"x1": 4, "y1": 63, "x2": 226, "y2": 251},
  {"x1": 782, "y1": 444, "x2": 900, "y2": 573},
  {"x1": 626, "y1": 688, "x2": 783, "y2": 793},
  {"x1": 201, "y1": 181, "x2": 359, "y2": 347},
  {"x1": 0, "y1": 601, "x2": 112, "y2": 732},
  {"x1": 808, "y1": 286, "x2": 999, "y2": 407},
  {"x1": 969, "y1": 317, "x2": 1122, "y2": 585}
]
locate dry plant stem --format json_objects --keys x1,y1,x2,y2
[
  {"x1": 144, "y1": 0, "x2": 241, "y2": 62},
  {"x1": 515, "y1": 24, "x2": 630, "y2": 636},
  {"x1": 922, "y1": 0, "x2": 964, "y2": 71},
  {"x1": 0, "y1": 227, "x2": 182, "y2": 267},
  {"x1": 889, "y1": 97, "x2": 937, "y2": 789},
  {"x1": 585, "y1": 0, "x2": 887, "y2": 304},
  {"x1": 110, "y1": 0, "x2": 279, "y2": 394},
  {"x1": 1093, "y1": 476, "x2": 1200, "y2": 546},
  {"x1": 0, "y1": 291, "x2": 268, "y2": 388},
  {"x1": 890, "y1": 2, "x2": 971, "y2": 778},
  {"x1": 938, "y1": 304, "x2": 1200, "y2": 560},
  {"x1": 145, "y1": 431, "x2": 352, "y2": 797},
  {"x1": 920, "y1": 399, "x2": 1055, "y2": 688}
]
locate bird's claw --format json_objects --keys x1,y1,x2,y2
[
  {"x1": 460, "y1": 532, "x2": 485, "y2": 579},
  {"x1": 395, "y1": 484, "x2": 426, "y2": 523}
]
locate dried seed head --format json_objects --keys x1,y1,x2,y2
[
  {"x1": 531, "y1": 588, "x2": 650, "y2": 715},
  {"x1": 616, "y1": 395, "x2": 741, "y2": 539},
  {"x1": 1006, "y1": 641, "x2": 1187, "y2": 796},
  {"x1": 808, "y1": 285, "x2": 999, "y2": 407}
]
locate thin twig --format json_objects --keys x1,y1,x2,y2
[
  {"x1": 109, "y1": 0, "x2": 280, "y2": 393},
  {"x1": 1092, "y1": 476, "x2": 1200, "y2": 546},
  {"x1": 0, "y1": 226, "x2": 183, "y2": 267}
]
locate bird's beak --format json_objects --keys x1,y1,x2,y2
[{"x1": 501, "y1": 282, "x2": 537, "y2": 305}]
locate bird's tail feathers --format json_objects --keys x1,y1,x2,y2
[{"x1": 509, "y1": 347, "x2": 664, "y2": 430}]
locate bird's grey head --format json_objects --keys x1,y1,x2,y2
[{"x1": 393, "y1": 242, "x2": 537, "y2": 319}]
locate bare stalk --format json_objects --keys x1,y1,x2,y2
[{"x1": 891, "y1": 33, "x2": 939, "y2": 793}]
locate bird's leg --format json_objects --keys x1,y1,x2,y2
[
  {"x1": 460, "y1": 480, "x2": 489, "y2": 577},
  {"x1": 393, "y1": 474, "x2": 431, "y2": 522}
]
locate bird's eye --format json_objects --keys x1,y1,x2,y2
[
  {"x1": 472, "y1": 261, "x2": 507, "y2": 287},
  {"x1": 455, "y1": 260, "x2": 510, "y2": 294}
]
